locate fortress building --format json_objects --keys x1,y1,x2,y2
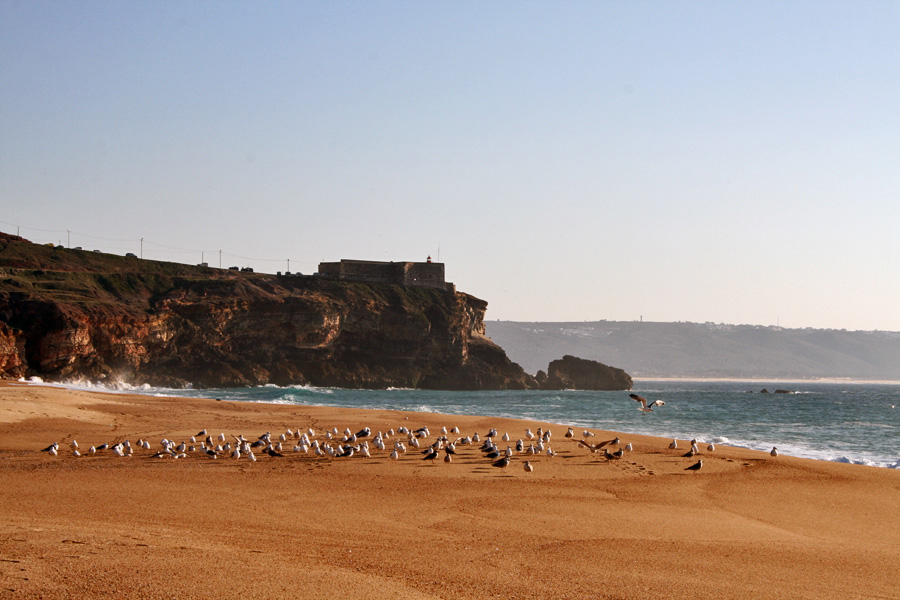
[{"x1": 316, "y1": 258, "x2": 454, "y2": 292}]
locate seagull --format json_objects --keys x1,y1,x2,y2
[
  {"x1": 492, "y1": 456, "x2": 511, "y2": 469},
  {"x1": 390, "y1": 449, "x2": 399, "y2": 460},
  {"x1": 443, "y1": 448, "x2": 453, "y2": 464},
  {"x1": 423, "y1": 447, "x2": 439, "y2": 461},
  {"x1": 631, "y1": 393, "x2": 666, "y2": 414},
  {"x1": 624, "y1": 443, "x2": 633, "y2": 452},
  {"x1": 770, "y1": 447, "x2": 778, "y2": 457},
  {"x1": 523, "y1": 460, "x2": 534, "y2": 473},
  {"x1": 604, "y1": 448, "x2": 624, "y2": 460},
  {"x1": 565, "y1": 427, "x2": 574, "y2": 438},
  {"x1": 577, "y1": 439, "x2": 607, "y2": 454},
  {"x1": 668, "y1": 439, "x2": 678, "y2": 450},
  {"x1": 582, "y1": 430, "x2": 596, "y2": 438},
  {"x1": 41, "y1": 442, "x2": 59, "y2": 453},
  {"x1": 578, "y1": 437, "x2": 619, "y2": 452},
  {"x1": 707, "y1": 443, "x2": 715, "y2": 452},
  {"x1": 685, "y1": 460, "x2": 703, "y2": 471}
]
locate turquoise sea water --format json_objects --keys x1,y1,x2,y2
[{"x1": 103, "y1": 379, "x2": 900, "y2": 469}]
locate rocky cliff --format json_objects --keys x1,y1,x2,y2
[{"x1": 0, "y1": 233, "x2": 534, "y2": 390}]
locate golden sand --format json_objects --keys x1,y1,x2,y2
[{"x1": 1, "y1": 382, "x2": 898, "y2": 599}]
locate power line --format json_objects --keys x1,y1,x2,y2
[{"x1": 0, "y1": 220, "x2": 321, "y2": 270}]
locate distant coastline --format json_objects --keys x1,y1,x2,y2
[
  {"x1": 487, "y1": 320, "x2": 900, "y2": 381},
  {"x1": 634, "y1": 376, "x2": 900, "y2": 385}
]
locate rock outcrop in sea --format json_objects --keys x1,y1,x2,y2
[{"x1": 536, "y1": 355, "x2": 633, "y2": 391}]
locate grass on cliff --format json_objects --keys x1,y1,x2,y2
[{"x1": 0, "y1": 234, "x2": 467, "y2": 314}]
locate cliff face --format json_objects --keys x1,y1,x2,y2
[{"x1": 0, "y1": 234, "x2": 535, "y2": 390}]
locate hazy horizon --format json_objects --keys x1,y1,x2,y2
[{"x1": 3, "y1": 1, "x2": 899, "y2": 331}]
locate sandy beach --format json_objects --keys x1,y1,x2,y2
[{"x1": 1, "y1": 382, "x2": 898, "y2": 599}]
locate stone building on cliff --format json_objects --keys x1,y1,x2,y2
[{"x1": 316, "y1": 258, "x2": 454, "y2": 292}]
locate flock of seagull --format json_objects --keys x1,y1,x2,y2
[{"x1": 38, "y1": 393, "x2": 781, "y2": 473}]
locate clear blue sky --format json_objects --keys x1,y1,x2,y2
[{"x1": 2, "y1": 1, "x2": 899, "y2": 331}]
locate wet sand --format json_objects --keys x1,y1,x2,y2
[{"x1": 1, "y1": 382, "x2": 898, "y2": 599}]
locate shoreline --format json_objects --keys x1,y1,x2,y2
[
  {"x1": 5, "y1": 378, "x2": 898, "y2": 469},
  {"x1": 1, "y1": 384, "x2": 899, "y2": 599}
]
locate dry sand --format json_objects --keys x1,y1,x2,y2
[{"x1": 1, "y1": 382, "x2": 898, "y2": 599}]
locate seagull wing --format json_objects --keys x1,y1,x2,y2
[
  {"x1": 577, "y1": 439, "x2": 597, "y2": 451},
  {"x1": 630, "y1": 393, "x2": 649, "y2": 409}
]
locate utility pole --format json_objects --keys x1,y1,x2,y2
[
  {"x1": 67, "y1": 230, "x2": 70, "y2": 248},
  {"x1": 201, "y1": 251, "x2": 204, "y2": 265},
  {"x1": 219, "y1": 250, "x2": 222, "y2": 269},
  {"x1": 140, "y1": 238, "x2": 143, "y2": 259},
  {"x1": 287, "y1": 258, "x2": 290, "y2": 273}
]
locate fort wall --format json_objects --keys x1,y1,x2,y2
[{"x1": 317, "y1": 259, "x2": 454, "y2": 292}]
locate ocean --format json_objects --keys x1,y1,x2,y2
[{"x1": 61, "y1": 378, "x2": 900, "y2": 469}]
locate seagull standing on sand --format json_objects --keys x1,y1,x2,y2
[
  {"x1": 668, "y1": 439, "x2": 678, "y2": 450},
  {"x1": 685, "y1": 460, "x2": 703, "y2": 471},
  {"x1": 770, "y1": 447, "x2": 778, "y2": 457},
  {"x1": 493, "y1": 456, "x2": 511, "y2": 469},
  {"x1": 630, "y1": 393, "x2": 666, "y2": 414},
  {"x1": 523, "y1": 460, "x2": 533, "y2": 473}
]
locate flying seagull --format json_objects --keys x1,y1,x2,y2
[
  {"x1": 577, "y1": 437, "x2": 620, "y2": 453},
  {"x1": 630, "y1": 393, "x2": 666, "y2": 414}
]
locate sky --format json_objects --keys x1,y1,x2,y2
[{"x1": 2, "y1": 1, "x2": 899, "y2": 331}]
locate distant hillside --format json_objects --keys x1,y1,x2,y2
[{"x1": 485, "y1": 320, "x2": 900, "y2": 381}]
